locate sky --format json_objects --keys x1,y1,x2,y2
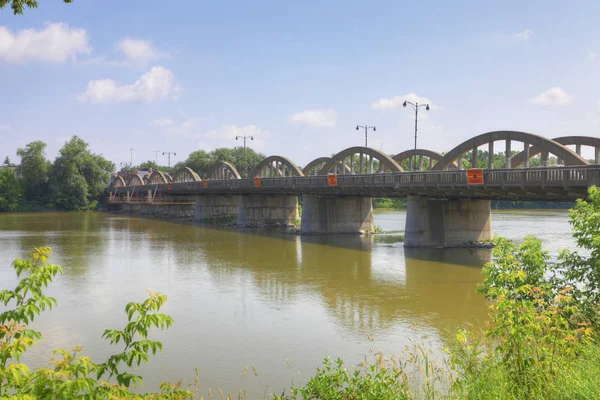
[{"x1": 1, "y1": 0, "x2": 600, "y2": 168}]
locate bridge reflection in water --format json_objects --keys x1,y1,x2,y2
[
  {"x1": 171, "y1": 224, "x2": 491, "y2": 337},
  {"x1": 0, "y1": 212, "x2": 497, "y2": 396}
]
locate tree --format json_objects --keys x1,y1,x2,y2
[
  {"x1": 17, "y1": 141, "x2": 51, "y2": 203},
  {"x1": 0, "y1": 0, "x2": 71, "y2": 15},
  {"x1": 49, "y1": 136, "x2": 115, "y2": 210},
  {"x1": 176, "y1": 147, "x2": 266, "y2": 178},
  {"x1": 3, "y1": 156, "x2": 10, "y2": 166},
  {"x1": 0, "y1": 168, "x2": 21, "y2": 211}
]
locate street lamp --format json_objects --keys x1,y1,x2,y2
[
  {"x1": 235, "y1": 135, "x2": 254, "y2": 177},
  {"x1": 356, "y1": 125, "x2": 376, "y2": 147},
  {"x1": 403, "y1": 100, "x2": 430, "y2": 171},
  {"x1": 162, "y1": 151, "x2": 176, "y2": 168}
]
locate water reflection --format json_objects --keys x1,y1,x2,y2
[{"x1": 0, "y1": 212, "x2": 544, "y2": 396}]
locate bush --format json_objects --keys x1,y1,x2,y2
[{"x1": 0, "y1": 247, "x2": 193, "y2": 399}]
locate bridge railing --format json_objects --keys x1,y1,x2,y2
[{"x1": 109, "y1": 166, "x2": 600, "y2": 197}]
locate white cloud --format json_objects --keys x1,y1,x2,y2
[
  {"x1": 199, "y1": 124, "x2": 270, "y2": 152},
  {"x1": 0, "y1": 22, "x2": 90, "y2": 63},
  {"x1": 117, "y1": 38, "x2": 162, "y2": 66},
  {"x1": 203, "y1": 124, "x2": 263, "y2": 139},
  {"x1": 0, "y1": 124, "x2": 10, "y2": 131},
  {"x1": 181, "y1": 120, "x2": 193, "y2": 128},
  {"x1": 371, "y1": 93, "x2": 438, "y2": 110},
  {"x1": 289, "y1": 109, "x2": 336, "y2": 128},
  {"x1": 513, "y1": 29, "x2": 533, "y2": 40},
  {"x1": 529, "y1": 87, "x2": 573, "y2": 106},
  {"x1": 151, "y1": 119, "x2": 174, "y2": 127},
  {"x1": 78, "y1": 66, "x2": 180, "y2": 103}
]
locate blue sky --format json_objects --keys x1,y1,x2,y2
[{"x1": 1, "y1": 0, "x2": 600, "y2": 167}]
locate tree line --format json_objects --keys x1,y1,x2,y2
[{"x1": 0, "y1": 137, "x2": 115, "y2": 212}]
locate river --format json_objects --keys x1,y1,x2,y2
[{"x1": 0, "y1": 210, "x2": 576, "y2": 396}]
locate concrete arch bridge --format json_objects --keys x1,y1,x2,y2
[{"x1": 108, "y1": 131, "x2": 600, "y2": 248}]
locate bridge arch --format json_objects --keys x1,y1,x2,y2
[
  {"x1": 392, "y1": 149, "x2": 457, "y2": 171},
  {"x1": 112, "y1": 175, "x2": 126, "y2": 188},
  {"x1": 431, "y1": 130, "x2": 589, "y2": 171},
  {"x1": 303, "y1": 157, "x2": 330, "y2": 176},
  {"x1": 251, "y1": 156, "x2": 304, "y2": 178},
  {"x1": 511, "y1": 136, "x2": 600, "y2": 167},
  {"x1": 172, "y1": 167, "x2": 201, "y2": 182},
  {"x1": 319, "y1": 147, "x2": 404, "y2": 175},
  {"x1": 126, "y1": 173, "x2": 145, "y2": 186},
  {"x1": 147, "y1": 170, "x2": 169, "y2": 185},
  {"x1": 205, "y1": 161, "x2": 241, "y2": 180}
]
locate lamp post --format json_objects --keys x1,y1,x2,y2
[
  {"x1": 403, "y1": 100, "x2": 430, "y2": 171},
  {"x1": 356, "y1": 125, "x2": 376, "y2": 147},
  {"x1": 129, "y1": 148, "x2": 134, "y2": 165},
  {"x1": 162, "y1": 151, "x2": 176, "y2": 168},
  {"x1": 235, "y1": 135, "x2": 253, "y2": 177}
]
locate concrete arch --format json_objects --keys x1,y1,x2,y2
[
  {"x1": 251, "y1": 156, "x2": 305, "y2": 178},
  {"x1": 431, "y1": 130, "x2": 589, "y2": 171},
  {"x1": 392, "y1": 149, "x2": 457, "y2": 171},
  {"x1": 143, "y1": 175, "x2": 149, "y2": 184},
  {"x1": 511, "y1": 136, "x2": 600, "y2": 167},
  {"x1": 112, "y1": 175, "x2": 126, "y2": 188},
  {"x1": 147, "y1": 170, "x2": 169, "y2": 185},
  {"x1": 205, "y1": 161, "x2": 241, "y2": 180},
  {"x1": 172, "y1": 167, "x2": 201, "y2": 183},
  {"x1": 126, "y1": 173, "x2": 145, "y2": 186},
  {"x1": 319, "y1": 146, "x2": 404, "y2": 175},
  {"x1": 302, "y1": 157, "x2": 331, "y2": 176}
]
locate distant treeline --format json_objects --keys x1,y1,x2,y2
[{"x1": 373, "y1": 198, "x2": 573, "y2": 210}]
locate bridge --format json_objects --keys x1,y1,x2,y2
[{"x1": 107, "y1": 131, "x2": 600, "y2": 247}]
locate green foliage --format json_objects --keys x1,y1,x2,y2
[
  {"x1": 16, "y1": 141, "x2": 50, "y2": 204},
  {"x1": 49, "y1": 136, "x2": 115, "y2": 211},
  {"x1": 175, "y1": 147, "x2": 266, "y2": 178},
  {"x1": 0, "y1": 169, "x2": 21, "y2": 211},
  {"x1": 0, "y1": 248, "x2": 192, "y2": 399},
  {"x1": 279, "y1": 356, "x2": 411, "y2": 400},
  {"x1": 373, "y1": 198, "x2": 407, "y2": 209},
  {"x1": 2, "y1": 157, "x2": 10, "y2": 166},
  {"x1": 137, "y1": 160, "x2": 174, "y2": 174},
  {"x1": 0, "y1": 0, "x2": 71, "y2": 15}
]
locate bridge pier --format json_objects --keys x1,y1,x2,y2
[
  {"x1": 194, "y1": 195, "x2": 240, "y2": 222},
  {"x1": 300, "y1": 194, "x2": 373, "y2": 234},
  {"x1": 404, "y1": 196, "x2": 492, "y2": 247},
  {"x1": 237, "y1": 195, "x2": 299, "y2": 226}
]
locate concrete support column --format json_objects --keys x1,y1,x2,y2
[
  {"x1": 488, "y1": 141, "x2": 494, "y2": 169},
  {"x1": 596, "y1": 147, "x2": 600, "y2": 164},
  {"x1": 458, "y1": 155, "x2": 463, "y2": 170},
  {"x1": 300, "y1": 194, "x2": 373, "y2": 234},
  {"x1": 524, "y1": 143, "x2": 530, "y2": 168},
  {"x1": 576, "y1": 144, "x2": 582, "y2": 155},
  {"x1": 404, "y1": 196, "x2": 492, "y2": 247},
  {"x1": 472, "y1": 148, "x2": 478, "y2": 169},
  {"x1": 542, "y1": 151, "x2": 549, "y2": 167},
  {"x1": 505, "y1": 139, "x2": 512, "y2": 168},
  {"x1": 237, "y1": 195, "x2": 299, "y2": 226},
  {"x1": 194, "y1": 195, "x2": 240, "y2": 222}
]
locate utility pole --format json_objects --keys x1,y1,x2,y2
[
  {"x1": 235, "y1": 135, "x2": 254, "y2": 177},
  {"x1": 129, "y1": 148, "x2": 134, "y2": 166},
  {"x1": 403, "y1": 101, "x2": 430, "y2": 171},
  {"x1": 153, "y1": 150, "x2": 161, "y2": 164},
  {"x1": 356, "y1": 125, "x2": 376, "y2": 147}
]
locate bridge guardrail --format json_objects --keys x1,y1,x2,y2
[{"x1": 109, "y1": 166, "x2": 600, "y2": 200}]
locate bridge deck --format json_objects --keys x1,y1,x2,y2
[{"x1": 110, "y1": 166, "x2": 600, "y2": 202}]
